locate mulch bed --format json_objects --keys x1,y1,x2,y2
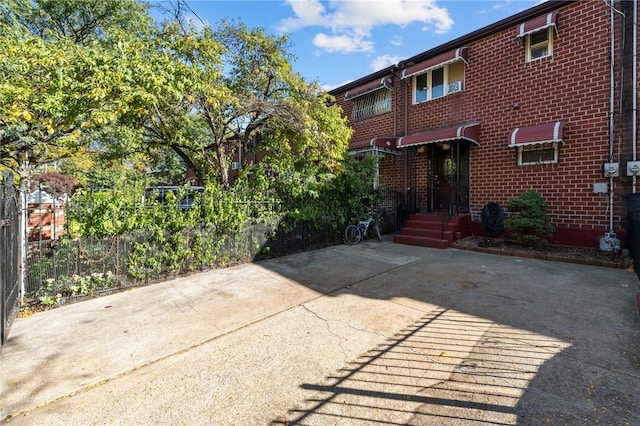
[{"x1": 451, "y1": 236, "x2": 634, "y2": 270}]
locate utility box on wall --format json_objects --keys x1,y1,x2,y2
[
  {"x1": 593, "y1": 183, "x2": 608, "y2": 193},
  {"x1": 627, "y1": 161, "x2": 640, "y2": 176},
  {"x1": 603, "y1": 163, "x2": 620, "y2": 177}
]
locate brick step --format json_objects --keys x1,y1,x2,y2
[
  {"x1": 403, "y1": 219, "x2": 457, "y2": 231},
  {"x1": 408, "y1": 213, "x2": 464, "y2": 225},
  {"x1": 393, "y1": 234, "x2": 450, "y2": 249},
  {"x1": 399, "y1": 227, "x2": 454, "y2": 241},
  {"x1": 395, "y1": 213, "x2": 471, "y2": 249}
]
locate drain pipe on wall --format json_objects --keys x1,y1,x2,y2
[
  {"x1": 601, "y1": 1, "x2": 623, "y2": 252},
  {"x1": 633, "y1": 0, "x2": 638, "y2": 193}
]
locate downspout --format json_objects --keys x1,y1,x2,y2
[
  {"x1": 610, "y1": 1, "x2": 616, "y2": 233},
  {"x1": 633, "y1": 0, "x2": 638, "y2": 193},
  {"x1": 601, "y1": 0, "x2": 623, "y2": 251},
  {"x1": 403, "y1": 77, "x2": 409, "y2": 197}
]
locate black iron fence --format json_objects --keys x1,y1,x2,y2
[
  {"x1": 1, "y1": 172, "x2": 20, "y2": 350},
  {"x1": 24, "y1": 195, "x2": 344, "y2": 304}
]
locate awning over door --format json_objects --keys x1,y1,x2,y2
[
  {"x1": 344, "y1": 76, "x2": 393, "y2": 100},
  {"x1": 348, "y1": 137, "x2": 400, "y2": 155},
  {"x1": 397, "y1": 123, "x2": 480, "y2": 148},
  {"x1": 516, "y1": 12, "x2": 558, "y2": 38},
  {"x1": 508, "y1": 121, "x2": 564, "y2": 147},
  {"x1": 401, "y1": 47, "x2": 469, "y2": 79}
]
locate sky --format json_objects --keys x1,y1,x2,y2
[{"x1": 177, "y1": 0, "x2": 545, "y2": 91}]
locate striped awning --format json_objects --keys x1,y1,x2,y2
[
  {"x1": 397, "y1": 124, "x2": 480, "y2": 148},
  {"x1": 349, "y1": 137, "x2": 400, "y2": 155},
  {"x1": 516, "y1": 12, "x2": 558, "y2": 38},
  {"x1": 344, "y1": 76, "x2": 393, "y2": 101},
  {"x1": 509, "y1": 121, "x2": 564, "y2": 147},
  {"x1": 401, "y1": 47, "x2": 469, "y2": 80}
]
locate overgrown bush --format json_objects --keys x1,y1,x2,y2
[
  {"x1": 28, "y1": 155, "x2": 381, "y2": 306},
  {"x1": 504, "y1": 190, "x2": 555, "y2": 247}
]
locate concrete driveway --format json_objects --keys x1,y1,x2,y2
[{"x1": 1, "y1": 237, "x2": 639, "y2": 425}]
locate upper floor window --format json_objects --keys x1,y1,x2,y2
[
  {"x1": 412, "y1": 59, "x2": 465, "y2": 104},
  {"x1": 352, "y1": 89, "x2": 391, "y2": 120},
  {"x1": 344, "y1": 76, "x2": 393, "y2": 121},
  {"x1": 527, "y1": 27, "x2": 553, "y2": 61},
  {"x1": 517, "y1": 12, "x2": 557, "y2": 62}
]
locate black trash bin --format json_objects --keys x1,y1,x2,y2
[{"x1": 626, "y1": 193, "x2": 640, "y2": 261}]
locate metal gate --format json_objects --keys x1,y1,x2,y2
[{"x1": 1, "y1": 172, "x2": 20, "y2": 351}]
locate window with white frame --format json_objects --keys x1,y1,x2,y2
[
  {"x1": 516, "y1": 142, "x2": 559, "y2": 166},
  {"x1": 351, "y1": 89, "x2": 391, "y2": 120},
  {"x1": 526, "y1": 27, "x2": 553, "y2": 61},
  {"x1": 412, "y1": 60, "x2": 465, "y2": 104}
]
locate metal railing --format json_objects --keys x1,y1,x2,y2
[
  {"x1": 24, "y1": 201, "x2": 342, "y2": 298},
  {"x1": 1, "y1": 173, "x2": 20, "y2": 349}
]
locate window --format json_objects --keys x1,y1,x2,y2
[
  {"x1": 351, "y1": 89, "x2": 391, "y2": 120},
  {"x1": 412, "y1": 60, "x2": 465, "y2": 104},
  {"x1": 517, "y1": 142, "x2": 559, "y2": 166},
  {"x1": 527, "y1": 27, "x2": 553, "y2": 61}
]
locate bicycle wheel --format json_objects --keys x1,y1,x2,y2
[{"x1": 344, "y1": 225, "x2": 362, "y2": 245}]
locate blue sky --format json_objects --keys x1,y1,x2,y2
[{"x1": 179, "y1": 0, "x2": 545, "y2": 90}]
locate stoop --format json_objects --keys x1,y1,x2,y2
[{"x1": 394, "y1": 213, "x2": 471, "y2": 249}]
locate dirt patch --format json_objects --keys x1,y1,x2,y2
[{"x1": 451, "y1": 237, "x2": 634, "y2": 270}]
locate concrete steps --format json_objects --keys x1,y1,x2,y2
[{"x1": 394, "y1": 213, "x2": 471, "y2": 249}]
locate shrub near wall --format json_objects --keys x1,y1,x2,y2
[{"x1": 504, "y1": 190, "x2": 555, "y2": 247}]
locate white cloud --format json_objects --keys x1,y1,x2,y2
[
  {"x1": 313, "y1": 30, "x2": 375, "y2": 53},
  {"x1": 278, "y1": 0, "x2": 329, "y2": 32},
  {"x1": 370, "y1": 54, "x2": 403, "y2": 71},
  {"x1": 280, "y1": 0, "x2": 453, "y2": 53}
]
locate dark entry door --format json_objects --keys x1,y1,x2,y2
[{"x1": 428, "y1": 142, "x2": 470, "y2": 214}]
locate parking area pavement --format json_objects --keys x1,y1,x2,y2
[{"x1": 1, "y1": 237, "x2": 639, "y2": 424}]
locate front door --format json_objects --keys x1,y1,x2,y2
[{"x1": 427, "y1": 141, "x2": 470, "y2": 214}]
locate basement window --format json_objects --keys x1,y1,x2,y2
[{"x1": 517, "y1": 142, "x2": 559, "y2": 166}]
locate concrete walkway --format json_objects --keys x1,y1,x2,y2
[{"x1": 1, "y1": 237, "x2": 639, "y2": 425}]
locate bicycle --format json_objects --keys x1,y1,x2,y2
[{"x1": 344, "y1": 212, "x2": 382, "y2": 245}]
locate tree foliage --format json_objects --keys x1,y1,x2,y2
[
  {"x1": 0, "y1": 0, "x2": 154, "y2": 183},
  {"x1": 2, "y1": 0, "x2": 359, "y2": 226}
]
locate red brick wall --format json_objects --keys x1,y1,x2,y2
[
  {"x1": 334, "y1": 0, "x2": 630, "y2": 247},
  {"x1": 466, "y1": 0, "x2": 616, "y2": 245}
]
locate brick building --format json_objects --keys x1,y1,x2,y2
[{"x1": 329, "y1": 0, "x2": 639, "y2": 249}]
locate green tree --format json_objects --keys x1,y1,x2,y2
[
  {"x1": 130, "y1": 17, "x2": 352, "y2": 189},
  {"x1": 0, "y1": 0, "x2": 155, "y2": 184},
  {"x1": 505, "y1": 190, "x2": 555, "y2": 247}
]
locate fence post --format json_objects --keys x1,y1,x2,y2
[{"x1": 19, "y1": 179, "x2": 27, "y2": 304}]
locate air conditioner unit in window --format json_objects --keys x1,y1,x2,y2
[
  {"x1": 447, "y1": 81, "x2": 463, "y2": 93},
  {"x1": 231, "y1": 161, "x2": 241, "y2": 170}
]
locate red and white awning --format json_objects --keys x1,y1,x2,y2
[
  {"x1": 397, "y1": 124, "x2": 480, "y2": 148},
  {"x1": 348, "y1": 137, "x2": 400, "y2": 155},
  {"x1": 401, "y1": 47, "x2": 469, "y2": 80},
  {"x1": 344, "y1": 76, "x2": 393, "y2": 101},
  {"x1": 509, "y1": 121, "x2": 564, "y2": 147},
  {"x1": 516, "y1": 12, "x2": 558, "y2": 38}
]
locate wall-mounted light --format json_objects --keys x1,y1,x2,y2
[
  {"x1": 417, "y1": 146, "x2": 426, "y2": 154},
  {"x1": 441, "y1": 142, "x2": 451, "y2": 150}
]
